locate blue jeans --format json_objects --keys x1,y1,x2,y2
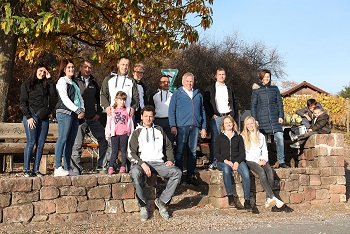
[
  {"x1": 55, "y1": 113, "x2": 79, "y2": 170},
  {"x1": 175, "y1": 126, "x2": 199, "y2": 178},
  {"x1": 217, "y1": 161, "x2": 251, "y2": 200},
  {"x1": 209, "y1": 116, "x2": 222, "y2": 164},
  {"x1": 23, "y1": 114, "x2": 49, "y2": 173},
  {"x1": 264, "y1": 132, "x2": 285, "y2": 164}
]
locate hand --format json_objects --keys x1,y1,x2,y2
[
  {"x1": 106, "y1": 106, "x2": 112, "y2": 116},
  {"x1": 105, "y1": 136, "x2": 110, "y2": 141},
  {"x1": 171, "y1": 127, "x2": 177, "y2": 136},
  {"x1": 165, "y1": 161, "x2": 174, "y2": 166},
  {"x1": 129, "y1": 107, "x2": 135, "y2": 117},
  {"x1": 141, "y1": 163, "x2": 151, "y2": 177},
  {"x1": 91, "y1": 114, "x2": 100, "y2": 121},
  {"x1": 224, "y1": 159, "x2": 234, "y2": 168},
  {"x1": 212, "y1": 114, "x2": 217, "y2": 120},
  {"x1": 278, "y1": 118, "x2": 284, "y2": 124},
  {"x1": 258, "y1": 160, "x2": 266, "y2": 166},
  {"x1": 27, "y1": 118, "x2": 36, "y2": 129},
  {"x1": 201, "y1": 129, "x2": 207, "y2": 138},
  {"x1": 43, "y1": 68, "x2": 51, "y2": 79},
  {"x1": 78, "y1": 112, "x2": 85, "y2": 119},
  {"x1": 232, "y1": 162, "x2": 239, "y2": 171}
]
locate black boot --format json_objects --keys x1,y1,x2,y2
[
  {"x1": 244, "y1": 199, "x2": 252, "y2": 211},
  {"x1": 228, "y1": 195, "x2": 236, "y2": 207}
]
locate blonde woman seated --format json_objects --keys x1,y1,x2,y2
[{"x1": 241, "y1": 116, "x2": 284, "y2": 209}]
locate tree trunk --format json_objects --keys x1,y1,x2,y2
[{"x1": 0, "y1": 30, "x2": 18, "y2": 122}]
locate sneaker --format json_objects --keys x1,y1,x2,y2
[
  {"x1": 265, "y1": 198, "x2": 277, "y2": 208},
  {"x1": 290, "y1": 142, "x2": 300, "y2": 149},
  {"x1": 227, "y1": 195, "x2": 237, "y2": 207},
  {"x1": 22, "y1": 171, "x2": 31, "y2": 177},
  {"x1": 139, "y1": 205, "x2": 149, "y2": 222},
  {"x1": 244, "y1": 200, "x2": 252, "y2": 211},
  {"x1": 155, "y1": 198, "x2": 170, "y2": 219},
  {"x1": 96, "y1": 167, "x2": 106, "y2": 174},
  {"x1": 33, "y1": 171, "x2": 43, "y2": 177},
  {"x1": 108, "y1": 167, "x2": 115, "y2": 175},
  {"x1": 273, "y1": 197, "x2": 284, "y2": 208},
  {"x1": 208, "y1": 163, "x2": 217, "y2": 170},
  {"x1": 279, "y1": 163, "x2": 290, "y2": 168},
  {"x1": 186, "y1": 175, "x2": 199, "y2": 186},
  {"x1": 119, "y1": 166, "x2": 126, "y2": 173},
  {"x1": 289, "y1": 131, "x2": 298, "y2": 141},
  {"x1": 54, "y1": 167, "x2": 69, "y2": 177},
  {"x1": 68, "y1": 169, "x2": 78, "y2": 176}
]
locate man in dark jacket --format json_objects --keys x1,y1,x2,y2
[
  {"x1": 71, "y1": 60, "x2": 108, "y2": 174},
  {"x1": 132, "y1": 63, "x2": 148, "y2": 124},
  {"x1": 290, "y1": 106, "x2": 330, "y2": 148},
  {"x1": 204, "y1": 68, "x2": 237, "y2": 169}
]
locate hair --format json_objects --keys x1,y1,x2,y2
[
  {"x1": 216, "y1": 67, "x2": 225, "y2": 73},
  {"x1": 141, "y1": 105, "x2": 156, "y2": 116},
  {"x1": 28, "y1": 62, "x2": 49, "y2": 90},
  {"x1": 313, "y1": 106, "x2": 322, "y2": 112},
  {"x1": 220, "y1": 115, "x2": 238, "y2": 132},
  {"x1": 80, "y1": 59, "x2": 92, "y2": 67},
  {"x1": 55, "y1": 58, "x2": 75, "y2": 83},
  {"x1": 112, "y1": 91, "x2": 127, "y2": 108},
  {"x1": 306, "y1": 98, "x2": 317, "y2": 107},
  {"x1": 241, "y1": 116, "x2": 260, "y2": 150},
  {"x1": 117, "y1": 56, "x2": 130, "y2": 63},
  {"x1": 259, "y1": 69, "x2": 271, "y2": 81},
  {"x1": 182, "y1": 72, "x2": 194, "y2": 81},
  {"x1": 133, "y1": 63, "x2": 144, "y2": 70}
]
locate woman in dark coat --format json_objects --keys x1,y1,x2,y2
[{"x1": 250, "y1": 69, "x2": 288, "y2": 168}]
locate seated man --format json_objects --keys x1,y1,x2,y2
[
  {"x1": 295, "y1": 98, "x2": 324, "y2": 129},
  {"x1": 290, "y1": 106, "x2": 331, "y2": 148},
  {"x1": 127, "y1": 105, "x2": 182, "y2": 221}
]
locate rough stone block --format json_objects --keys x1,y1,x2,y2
[
  {"x1": 59, "y1": 186, "x2": 86, "y2": 196},
  {"x1": 87, "y1": 185, "x2": 111, "y2": 199},
  {"x1": 87, "y1": 199, "x2": 105, "y2": 211},
  {"x1": 298, "y1": 153, "x2": 306, "y2": 160},
  {"x1": 321, "y1": 176, "x2": 337, "y2": 185},
  {"x1": 284, "y1": 180, "x2": 299, "y2": 191},
  {"x1": 277, "y1": 191, "x2": 290, "y2": 204},
  {"x1": 330, "y1": 194, "x2": 340, "y2": 203},
  {"x1": 31, "y1": 214, "x2": 48, "y2": 222},
  {"x1": 255, "y1": 191, "x2": 267, "y2": 206},
  {"x1": 330, "y1": 167, "x2": 345, "y2": 176},
  {"x1": 210, "y1": 170, "x2": 223, "y2": 184},
  {"x1": 0, "y1": 194, "x2": 11, "y2": 208},
  {"x1": 48, "y1": 214, "x2": 68, "y2": 224},
  {"x1": 290, "y1": 174, "x2": 299, "y2": 180},
  {"x1": 304, "y1": 148, "x2": 316, "y2": 160},
  {"x1": 318, "y1": 157, "x2": 338, "y2": 168},
  {"x1": 315, "y1": 146, "x2": 329, "y2": 156},
  {"x1": 329, "y1": 185, "x2": 346, "y2": 194},
  {"x1": 310, "y1": 175, "x2": 321, "y2": 186},
  {"x1": 0, "y1": 178, "x2": 32, "y2": 193},
  {"x1": 298, "y1": 160, "x2": 307, "y2": 168},
  {"x1": 340, "y1": 194, "x2": 347, "y2": 202},
  {"x1": 105, "y1": 200, "x2": 124, "y2": 214},
  {"x1": 299, "y1": 175, "x2": 309, "y2": 186},
  {"x1": 305, "y1": 168, "x2": 320, "y2": 175},
  {"x1": 275, "y1": 169, "x2": 291, "y2": 179},
  {"x1": 55, "y1": 196, "x2": 77, "y2": 213},
  {"x1": 71, "y1": 175, "x2": 97, "y2": 187},
  {"x1": 197, "y1": 170, "x2": 211, "y2": 184},
  {"x1": 316, "y1": 189, "x2": 330, "y2": 200},
  {"x1": 336, "y1": 176, "x2": 346, "y2": 185},
  {"x1": 40, "y1": 186, "x2": 59, "y2": 200},
  {"x1": 320, "y1": 168, "x2": 331, "y2": 177},
  {"x1": 33, "y1": 200, "x2": 56, "y2": 214},
  {"x1": 303, "y1": 186, "x2": 316, "y2": 201},
  {"x1": 333, "y1": 133, "x2": 344, "y2": 147},
  {"x1": 97, "y1": 174, "x2": 120, "y2": 185},
  {"x1": 330, "y1": 148, "x2": 345, "y2": 156},
  {"x1": 41, "y1": 176, "x2": 71, "y2": 187},
  {"x1": 208, "y1": 184, "x2": 226, "y2": 197},
  {"x1": 32, "y1": 177, "x2": 41, "y2": 190},
  {"x1": 123, "y1": 199, "x2": 140, "y2": 212},
  {"x1": 209, "y1": 197, "x2": 230, "y2": 208},
  {"x1": 3, "y1": 204, "x2": 33, "y2": 223},
  {"x1": 120, "y1": 174, "x2": 132, "y2": 183},
  {"x1": 311, "y1": 199, "x2": 329, "y2": 206},
  {"x1": 304, "y1": 136, "x2": 316, "y2": 148},
  {"x1": 67, "y1": 212, "x2": 90, "y2": 222},
  {"x1": 112, "y1": 183, "x2": 135, "y2": 199},
  {"x1": 290, "y1": 192, "x2": 304, "y2": 204},
  {"x1": 336, "y1": 155, "x2": 345, "y2": 166},
  {"x1": 12, "y1": 191, "x2": 39, "y2": 205},
  {"x1": 77, "y1": 197, "x2": 88, "y2": 212},
  {"x1": 315, "y1": 134, "x2": 335, "y2": 147}
]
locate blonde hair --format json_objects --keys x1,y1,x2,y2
[
  {"x1": 112, "y1": 91, "x2": 127, "y2": 108},
  {"x1": 241, "y1": 116, "x2": 260, "y2": 150},
  {"x1": 220, "y1": 115, "x2": 238, "y2": 132}
]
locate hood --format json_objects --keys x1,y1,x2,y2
[{"x1": 252, "y1": 80, "x2": 277, "y2": 90}]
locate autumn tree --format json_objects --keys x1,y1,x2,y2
[
  {"x1": 0, "y1": 0, "x2": 213, "y2": 121},
  {"x1": 338, "y1": 83, "x2": 350, "y2": 99}
]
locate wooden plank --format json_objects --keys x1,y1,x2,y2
[
  {"x1": 0, "y1": 123, "x2": 58, "y2": 140},
  {"x1": 0, "y1": 143, "x2": 56, "y2": 154}
]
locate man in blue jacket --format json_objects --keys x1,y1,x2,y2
[{"x1": 168, "y1": 72, "x2": 207, "y2": 185}]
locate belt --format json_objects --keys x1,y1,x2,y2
[
  {"x1": 217, "y1": 112, "x2": 230, "y2": 117},
  {"x1": 155, "y1": 117, "x2": 168, "y2": 119}
]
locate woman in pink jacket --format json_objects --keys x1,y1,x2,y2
[{"x1": 105, "y1": 91, "x2": 134, "y2": 174}]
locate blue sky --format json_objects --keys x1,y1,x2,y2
[{"x1": 194, "y1": 0, "x2": 349, "y2": 94}]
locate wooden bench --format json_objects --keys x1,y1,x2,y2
[{"x1": 0, "y1": 123, "x2": 100, "y2": 174}]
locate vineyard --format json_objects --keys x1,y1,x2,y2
[{"x1": 283, "y1": 94, "x2": 348, "y2": 128}]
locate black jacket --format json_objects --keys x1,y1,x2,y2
[
  {"x1": 251, "y1": 81, "x2": 284, "y2": 134},
  {"x1": 311, "y1": 112, "x2": 331, "y2": 134},
  {"x1": 76, "y1": 73, "x2": 103, "y2": 119},
  {"x1": 214, "y1": 131, "x2": 245, "y2": 163},
  {"x1": 20, "y1": 78, "x2": 57, "y2": 119},
  {"x1": 204, "y1": 83, "x2": 238, "y2": 119}
]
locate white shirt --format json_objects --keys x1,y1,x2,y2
[
  {"x1": 215, "y1": 82, "x2": 231, "y2": 114},
  {"x1": 82, "y1": 76, "x2": 90, "y2": 87},
  {"x1": 107, "y1": 74, "x2": 133, "y2": 107},
  {"x1": 137, "y1": 83, "x2": 145, "y2": 110},
  {"x1": 183, "y1": 88, "x2": 193, "y2": 99},
  {"x1": 243, "y1": 133, "x2": 268, "y2": 164}
]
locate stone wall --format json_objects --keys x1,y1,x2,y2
[{"x1": 0, "y1": 133, "x2": 345, "y2": 223}]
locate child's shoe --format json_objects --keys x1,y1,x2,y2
[
  {"x1": 119, "y1": 166, "x2": 126, "y2": 173},
  {"x1": 108, "y1": 167, "x2": 115, "y2": 175}
]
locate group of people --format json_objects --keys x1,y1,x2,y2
[{"x1": 20, "y1": 57, "x2": 330, "y2": 221}]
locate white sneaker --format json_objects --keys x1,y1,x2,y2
[
  {"x1": 68, "y1": 169, "x2": 78, "y2": 176},
  {"x1": 265, "y1": 198, "x2": 276, "y2": 208},
  {"x1": 54, "y1": 167, "x2": 69, "y2": 176},
  {"x1": 273, "y1": 197, "x2": 284, "y2": 208}
]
